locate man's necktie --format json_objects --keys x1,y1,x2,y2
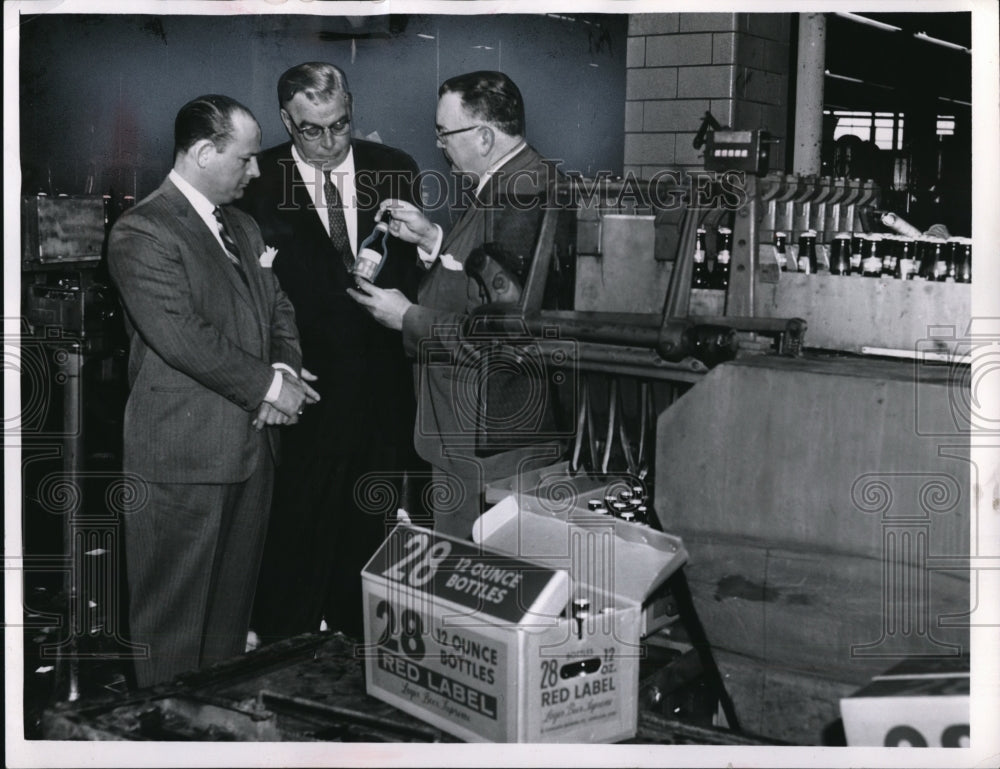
[
  {"x1": 212, "y1": 207, "x2": 250, "y2": 287},
  {"x1": 323, "y1": 173, "x2": 354, "y2": 270}
]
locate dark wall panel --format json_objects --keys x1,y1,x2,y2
[{"x1": 19, "y1": 12, "x2": 627, "y2": 221}]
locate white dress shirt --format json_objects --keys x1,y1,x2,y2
[
  {"x1": 169, "y1": 169, "x2": 230, "y2": 254},
  {"x1": 290, "y1": 144, "x2": 359, "y2": 256}
]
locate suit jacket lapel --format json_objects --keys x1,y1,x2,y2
[
  {"x1": 352, "y1": 141, "x2": 377, "y2": 243},
  {"x1": 441, "y1": 145, "x2": 546, "y2": 257}
]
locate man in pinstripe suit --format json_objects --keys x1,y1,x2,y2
[{"x1": 108, "y1": 94, "x2": 319, "y2": 687}]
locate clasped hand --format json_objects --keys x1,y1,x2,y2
[{"x1": 252, "y1": 368, "x2": 320, "y2": 430}]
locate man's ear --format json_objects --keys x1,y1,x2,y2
[
  {"x1": 192, "y1": 139, "x2": 216, "y2": 168},
  {"x1": 279, "y1": 108, "x2": 294, "y2": 135},
  {"x1": 478, "y1": 125, "x2": 495, "y2": 156}
]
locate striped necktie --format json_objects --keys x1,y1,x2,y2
[
  {"x1": 323, "y1": 173, "x2": 354, "y2": 270},
  {"x1": 213, "y1": 207, "x2": 249, "y2": 286}
]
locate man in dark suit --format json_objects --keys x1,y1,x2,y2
[
  {"x1": 350, "y1": 71, "x2": 566, "y2": 539},
  {"x1": 238, "y1": 62, "x2": 425, "y2": 643},
  {"x1": 108, "y1": 94, "x2": 318, "y2": 687}
]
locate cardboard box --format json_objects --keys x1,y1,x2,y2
[
  {"x1": 840, "y1": 656, "x2": 969, "y2": 747},
  {"x1": 483, "y1": 462, "x2": 676, "y2": 636},
  {"x1": 361, "y1": 496, "x2": 687, "y2": 742}
]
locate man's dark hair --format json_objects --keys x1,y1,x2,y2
[
  {"x1": 174, "y1": 94, "x2": 255, "y2": 156},
  {"x1": 439, "y1": 71, "x2": 525, "y2": 138},
  {"x1": 277, "y1": 62, "x2": 351, "y2": 107}
]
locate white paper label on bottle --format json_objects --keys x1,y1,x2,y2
[
  {"x1": 693, "y1": 248, "x2": 706, "y2": 263},
  {"x1": 862, "y1": 256, "x2": 882, "y2": 274},
  {"x1": 355, "y1": 247, "x2": 384, "y2": 281},
  {"x1": 716, "y1": 250, "x2": 730, "y2": 264},
  {"x1": 797, "y1": 255, "x2": 812, "y2": 274}
]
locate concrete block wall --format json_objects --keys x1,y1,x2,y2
[{"x1": 625, "y1": 13, "x2": 792, "y2": 178}]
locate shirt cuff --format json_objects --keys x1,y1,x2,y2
[
  {"x1": 263, "y1": 368, "x2": 287, "y2": 404},
  {"x1": 416, "y1": 224, "x2": 444, "y2": 269}
]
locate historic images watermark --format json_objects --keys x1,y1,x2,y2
[
  {"x1": 849, "y1": 318, "x2": 1000, "y2": 658},
  {"x1": 7, "y1": 318, "x2": 151, "y2": 675},
  {"x1": 275, "y1": 157, "x2": 751, "y2": 215}
]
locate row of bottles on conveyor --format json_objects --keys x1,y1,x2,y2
[
  {"x1": 749, "y1": 172, "x2": 972, "y2": 283},
  {"x1": 774, "y1": 227, "x2": 972, "y2": 282},
  {"x1": 690, "y1": 216, "x2": 973, "y2": 290}
]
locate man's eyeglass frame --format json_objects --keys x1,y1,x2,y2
[
  {"x1": 289, "y1": 116, "x2": 352, "y2": 142},
  {"x1": 435, "y1": 124, "x2": 484, "y2": 141}
]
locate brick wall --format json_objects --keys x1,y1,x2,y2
[{"x1": 625, "y1": 13, "x2": 792, "y2": 178}]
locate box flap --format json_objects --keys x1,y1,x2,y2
[
  {"x1": 363, "y1": 522, "x2": 569, "y2": 627},
  {"x1": 472, "y1": 495, "x2": 687, "y2": 605}
]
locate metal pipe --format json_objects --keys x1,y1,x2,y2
[
  {"x1": 793, "y1": 13, "x2": 826, "y2": 175},
  {"x1": 60, "y1": 342, "x2": 83, "y2": 702},
  {"x1": 523, "y1": 312, "x2": 661, "y2": 348},
  {"x1": 661, "y1": 206, "x2": 701, "y2": 321},
  {"x1": 258, "y1": 689, "x2": 442, "y2": 741}
]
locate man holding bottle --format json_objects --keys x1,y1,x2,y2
[
  {"x1": 238, "y1": 62, "x2": 425, "y2": 643},
  {"x1": 349, "y1": 70, "x2": 567, "y2": 539}
]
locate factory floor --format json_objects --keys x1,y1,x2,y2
[{"x1": 22, "y1": 581, "x2": 132, "y2": 739}]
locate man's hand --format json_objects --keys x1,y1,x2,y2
[
  {"x1": 271, "y1": 370, "x2": 321, "y2": 418},
  {"x1": 347, "y1": 280, "x2": 412, "y2": 331},
  {"x1": 252, "y1": 401, "x2": 293, "y2": 431},
  {"x1": 254, "y1": 368, "x2": 320, "y2": 429},
  {"x1": 378, "y1": 199, "x2": 438, "y2": 253}
]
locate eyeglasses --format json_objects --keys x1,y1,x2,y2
[
  {"x1": 290, "y1": 116, "x2": 351, "y2": 142},
  {"x1": 435, "y1": 124, "x2": 483, "y2": 141}
]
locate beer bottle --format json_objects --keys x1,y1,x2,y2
[
  {"x1": 830, "y1": 233, "x2": 851, "y2": 275},
  {"x1": 691, "y1": 227, "x2": 711, "y2": 288},
  {"x1": 354, "y1": 214, "x2": 392, "y2": 285},
  {"x1": 712, "y1": 226, "x2": 732, "y2": 290},
  {"x1": 955, "y1": 237, "x2": 972, "y2": 283},
  {"x1": 929, "y1": 237, "x2": 948, "y2": 281},
  {"x1": 850, "y1": 233, "x2": 865, "y2": 274},
  {"x1": 915, "y1": 237, "x2": 935, "y2": 279},
  {"x1": 894, "y1": 237, "x2": 916, "y2": 279},
  {"x1": 572, "y1": 597, "x2": 590, "y2": 640},
  {"x1": 880, "y1": 234, "x2": 897, "y2": 276},
  {"x1": 943, "y1": 237, "x2": 962, "y2": 282},
  {"x1": 860, "y1": 235, "x2": 882, "y2": 277},
  {"x1": 797, "y1": 230, "x2": 817, "y2": 274},
  {"x1": 774, "y1": 231, "x2": 789, "y2": 272}
]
